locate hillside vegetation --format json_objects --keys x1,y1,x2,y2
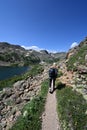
[
  {"x1": 66, "y1": 38, "x2": 87, "y2": 71},
  {"x1": 56, "y1": 83, "x2": 87, "y2": 130}
]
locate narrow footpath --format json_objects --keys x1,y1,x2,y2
[{"x1": 42, "y1": 91, "x2": 60, "y2": 130}]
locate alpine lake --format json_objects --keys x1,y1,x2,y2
[{"x1": 0, "y1": 66, "x2": 29, "y2": 81}]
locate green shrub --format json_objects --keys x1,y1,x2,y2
[
  {"x1": 56, "y1": 84, "x2": 87, "y2": 130},
  {"x1": 57, "y1": 70, "x2": 63, "y2": 77}
]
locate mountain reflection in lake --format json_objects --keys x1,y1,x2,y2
[{"x1": 0, "y1": 66, "x2": 29, "y2": 80}]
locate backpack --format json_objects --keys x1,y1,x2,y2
[{"x1": 49, "y1": 68, "x2": 57, "y2": 77}]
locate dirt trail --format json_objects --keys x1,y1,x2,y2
[
  {"x1": 42, "y1": 91, "x2": 60, "y2": 130},
  {"x1": 41, "y1": 62, "x2": 74, "y2": 130}
]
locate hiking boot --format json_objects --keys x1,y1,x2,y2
[{"x1": 49, "y1": 88, "x2": 51, "y2": 93}]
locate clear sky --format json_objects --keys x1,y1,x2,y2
[{"x1": 0, "y1": 0, "x2": 87, "y2": 52}]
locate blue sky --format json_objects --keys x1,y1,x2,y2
[{"x1": 0, "y1": 0, "x2": 87, "y2": 52}]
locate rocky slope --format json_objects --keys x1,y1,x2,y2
[
  {"x1": 59, "y1": 60, "x2": 87, "y2": 100},
  {"x1": 0, "y1": 42, "x2": 66, "y2": 66},
  {"x1": 0, "y1": 65, "x2": 49, "y2": 130},
  {"x1": 59, "y1": 37, "x2": 87, "y2": 100}
]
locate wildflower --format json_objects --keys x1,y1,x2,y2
[{"x1": 23, "y1": 110, "x2": 28, "y2": 117}]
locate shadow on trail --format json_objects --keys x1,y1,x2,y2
[
  {"x1": 54, "y1": 82, "x2": 66, "y2": 91},
  {"x1": 49, "y1": 82, "x2": 66, "y2": 94}
]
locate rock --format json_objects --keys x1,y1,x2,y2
[
  {"x1": 15, "y1": 92, "x2": 20, "y2": 98},
  {"x1": 11, "y1": 108, "x2": 16, "y2": 115},
  {"x1": 82, "y1": 81, "x2": 87, "y2": 85},
  {"x1": 24, "y1": 89, "x2": 29, "y2": 93},
  {"x1": 22, "y1": 97, "x2": 30, "y2": 101},
  {"x1": 21, "y1": 92, "x2": 30, "y2": 102},
  {"x1": 77, "y1": 65, "x2": 87, "y2": 74},
  {"x1": 29, "y1": 87, "x2": 34, "y2": 91},
  {"x1": 15, "y1": 97, "x2": 22, "y2": 104},
  {"x1": 15, "y1": 111, "x2": 21, "y2": 118},
  {"x1": 77, "y1": 78, "x2": 83, "y2": 82},
  {"x1": 81, "y1": 75, "x2": 86, "y2": 79},
  {"x1": 0, "y1": 103, "x2": 4, "y2": 111},
  {"x1": 0, "y1": 119, "x2": 7, "y2": 128},
  {"x1": 0, "y1": 115, "x2": 2, "y2": 120},
  {"x1": 13, "y1": 80, "x2": 25, "y2": 90},
  {"x1": 8, "y1": 115, "x2": 14, "y2": 122},
  {"x1": 0, "y1": 89, "x2": 12, "y2": 100},
  {"x1": 85, "y1": 54, "x2": 87, "y2": 61},
  {"x1": 11, "y1": 94, "x2": 18, "y2": 102}
]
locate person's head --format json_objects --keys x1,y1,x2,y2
[{"x1": 53, "y1": 62, "x2": 56, "y2": 67}]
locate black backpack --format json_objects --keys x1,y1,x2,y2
[{"x1": 49, "y1": 68, "x2": 56, "y2": 77}]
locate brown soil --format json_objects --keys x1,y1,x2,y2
[
  {"x1": 58, "y1": 70, "x2": 74, "y2": 86},
  {"x1": 58, "y1": 63, "x2": 75, "y2": 86}
]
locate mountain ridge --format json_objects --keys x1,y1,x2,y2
[{"x1": 0, "y1": 42, "x2": 66, "y2": 66}]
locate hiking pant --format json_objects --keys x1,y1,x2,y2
[{"x1": 49, "y1": 78, "x2": 56, "y2": 89}]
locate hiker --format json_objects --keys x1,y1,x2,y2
[{"x1": 49, "y1": 63, "x2": 58, "y2": 93}]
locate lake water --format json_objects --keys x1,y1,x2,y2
[{"x1": 0, "y1": 66, "x2": 29, "y2": 80}]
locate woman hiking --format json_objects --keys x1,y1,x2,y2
[{"x1": 48, "y1": 63, "x2": 58, "y2": 93}]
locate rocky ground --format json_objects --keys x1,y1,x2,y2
[
  {"x1": 0, "y1": 66, "x2": 48, "y2": 130},
  {"x1": 58, "y1": 61, "x2": 87, "y2": 100}
]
